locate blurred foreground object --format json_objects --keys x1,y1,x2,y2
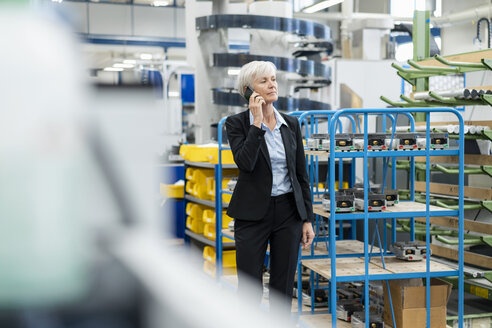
[{"x1": 0, "y1": 6, "x2": 89, "y2": 306}]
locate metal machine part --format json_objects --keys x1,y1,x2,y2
[
  {"x1": 196, "y1": 14, "x2": 332, "y2": 40},
  {"x1": 367, "y1": 133, "x2": 387, "y2": 150},
  {"x1": 322, "y1": 192, "x2": 355, "y2": 212},
  {"x1": 212, "y1": 53, "x2": 330, "y2": 78},
  {"x1": 336, "y1": 300, "x2": 364, "y2": 322},
  {"x1": 372, "y1": 188, "x2": 399, "y2": 206},
  {"x1": 227, "y1": 178, "x2": 237, "y2": 192},
  {"x1": 352, "y1": 133, "x2": 387, "y2": 150},
  {"x1": 384, "y1": 134, "x2": 399, "y2": 150},
  {"x1": 390, "y1": 241, "x2": 432, "y2": 261},
  {"x1": 212, "y1": 89, "x2": 332, "y2": 111},
  {"x1": 333, "y1": 133, "x2": 354, "y2": 151},
  {"x1": 337, "y1": 287, "x2": 362, "y2": 300},
  {"x1": 307, "y1": 133, "x2": 329, "y2": 150},
  {"x1": 301, "y1": 288, "x2": 328, "y2": 308},
  {"x1": 291, "y1": 40, "x2": 334, "y2": 58},
  {"x1": 416, "y1": 132, "x2": 449, "y2": 149},
  {"x1": 396, "y1": 132, "x2": 418, "y2": 150},
  {"x1": 351, "y1": 311, "x2": 384, "y2": 328},
  {"x1": 354, "y1": 191, "x2": 387, "y2": 211},
  {"x1": 307, "y1": 134, "x2": 353, "y2": 151}
]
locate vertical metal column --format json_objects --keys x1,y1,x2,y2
[{"x1": 413, "y1": 10, "x2": 430, "y2": 123}]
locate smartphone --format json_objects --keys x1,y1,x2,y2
[{"x1": 244, "y1": 86, "x2": 254, "y2": 102}]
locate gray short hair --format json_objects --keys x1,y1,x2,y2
[{"x1": 237, "y1": 61, "x2": 277, "y2": 97}]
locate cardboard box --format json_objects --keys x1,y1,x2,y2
[{"x1": 383, "y1": 278, "x2": 452, "y2": 328}]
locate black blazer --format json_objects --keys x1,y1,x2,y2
[{"x1": 225, "y1": 110, "x2": 313, "y2": 223}]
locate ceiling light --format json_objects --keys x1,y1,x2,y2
[
  {"x1": 51, "y1": 0, "x2": 63, "y2": 3},
  {"x1": 140, "y1": 53, "x2": 153, "y2": 60},
  {"x1": 227, "y1": 69, "x2": 241, "y2": 75},
  {"x1": 104, "y1": 67, "x2": 124, "y2": 72},
  {"x1": 168, "y1": 91, "x2": 180, "y2": 97},
  {"x1": 153, "y1": 0, "x2": 169, "y2": 6},
  {"x1": 123, "y1": 59, "x2": 137, "y2": 64},
  {"x1": 302, "y1": 0, "x2": 344, "y2": 14},
  {"x1": 113, "y1": 63, "x2": 134, "y2": 68}
]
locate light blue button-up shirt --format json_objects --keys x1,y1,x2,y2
[{"x1": 250, "y1": 108, "x2": 293, "y2": 196}]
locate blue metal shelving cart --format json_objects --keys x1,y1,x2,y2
[{"x1": 296, "y1": 107, "x2": 464, "y2": 328}]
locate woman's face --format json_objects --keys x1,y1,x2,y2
[{"x1": 252, "y1": 72, "x2": 278, "y2": 104}]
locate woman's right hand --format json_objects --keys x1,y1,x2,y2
[{"x1": 249, "y1": 91, "x2": 265, "y2": 128}]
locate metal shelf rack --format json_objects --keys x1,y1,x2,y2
[
  {"x1": 183, "y1": 138, "x2": 237, "y2": 279},
  {"x1": 296, "y1": 107, "x2": 465, "y2": 328}
]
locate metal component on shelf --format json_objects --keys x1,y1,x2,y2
[
  {"x1": 195, "y1": 14, "x2": 333, "y2": 40},
  {"x1": 227, "y1": 220, "x2": 234, "y2": 232},
  {"x1": 395, "y1": 132, "x2": 418, "y2": 150},
  {"x1": 352, "y1": 134, "x2": 365, "y2": 150},
  {"x1": 372, "y1": 188, "x2": 399, "y2": 206},
  {"x1": 333, "y1": 133, "x2": 353, "y2": 151},
  {"x1": 352, "y1": 133, "x2": 387, "y2": 150},
  {"x1": 337, "y1": 286, "x2": 362, "y2": 300},
  {"x1": 351, "y1": 311, "x2": 384, "y2": 328},
  {"x1": 390, "y1": 241, "x2": 431, "y2": 262},
  {"x1": 416, "y1": 132, "x2": 449, "y2": 149},
  {"x1": 306, "y1": 133, "x2": 329, "y2": 150},
  {"x1": 354, "y1": 191, "x2": 386, "y2": 211},
  {"x1": 322, "y1": 192, "x2": 355, "y2": 213},
  {"x1": 336, "y1": 300, "x2": 364, "y2": 322},
  {"x1": 212, "y1": 88, "x2": 331, "y2": 111},
  {"x1": 226, "y1": 178, "x2": 237, "y2": 192},
  {"x1": 384, "y1": 135, "x2": 399, "y2": 150},
  {"x1": 212, "y1": 53, "x2": 330, "y2": 78},
  {"x1": 367, "y1": 133, "x2": 386, "y2": 150},
  {"x1": 306, "y1": 133, "x2": 354, "y2": 151},
  {"x1": 353, "y1": 133, "x2": 397, "y2": 151}
]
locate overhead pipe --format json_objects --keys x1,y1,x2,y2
[
  {"x1": 432, "y1": 3, "x2": 492, "y2": 27},
  {"x1": 294, "y1": 3, "x2": 492, "y2": 27},
  {"x1": 294, "y1": 11, "x2": 412, "y2": 22}
]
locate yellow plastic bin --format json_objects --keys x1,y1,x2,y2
[
  {"x1": 186, "y1": 216, "x2": 204, "y2": 234},
  {"x1": 180, "y1": 144, "x2": 209, "y2": 162},
  {"x1": 191, "y1": 169, "x2": 214, "y2": 200},
  {"x1": 186, "y1": 203, "x2": 194, "y2": 216},
  {"x1": 191, "y1": 204, "x2": 212, "y2": 221},
  {"x1": 203, "y1": 260, "x2": 237, "y2": 277},
  {"x1": 203, "y1": 223, "x2": 230, "y2": 242},
  {"x1": 185, "y1": 181, "x2": 195, "y2": 195},
  {"x1": 202, "y1": 209, "x2": 233, "y2": 228},
  {"x1": 203, "y1": 246, "x2": 236, "y2": 267},
  {"x1": 206, "y1": 177, "x2": 233, "y2": 203},
  {"x1": 160, "y1": 182, "x2": 184, "y2": 198},
  {"x1": 185, "y1": 167, "x2": 195, "y2": 181},
  {"x1": 208, "y1": 148, "x2": 236, "y2": 165}
]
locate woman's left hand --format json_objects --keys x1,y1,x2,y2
[{"x1": 301, "y1": 222, "x2": 315, "y2": 248}]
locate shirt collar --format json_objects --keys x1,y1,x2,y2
[{"x1": 249, "y1": 107, "x2": 288, "y2": 129}]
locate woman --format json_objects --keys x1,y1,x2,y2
[{"x1": 225, "y1": 61, "x2": 315, "y2": 314}]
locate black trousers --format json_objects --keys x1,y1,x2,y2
[{"x1": 234, "y1": 192, "x2": 303, "y2": 314}]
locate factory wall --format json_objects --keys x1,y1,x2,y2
[
  {"x1": 441, "y1": 0, "x2": 490, "y2": 56},
  {"x1": 55, "y1": 2, "x2": 185, "y2": 39}
]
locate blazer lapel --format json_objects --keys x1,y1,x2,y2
[
  {"x1": 242, "y1": 110, "x2": 272, "y2": 173},
  {"x1": 260, "y1": 139, "x2": 272, "y2": 173},
  {"x1": 280, "y1": 124, "x2": 296, "y2": 172}
]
